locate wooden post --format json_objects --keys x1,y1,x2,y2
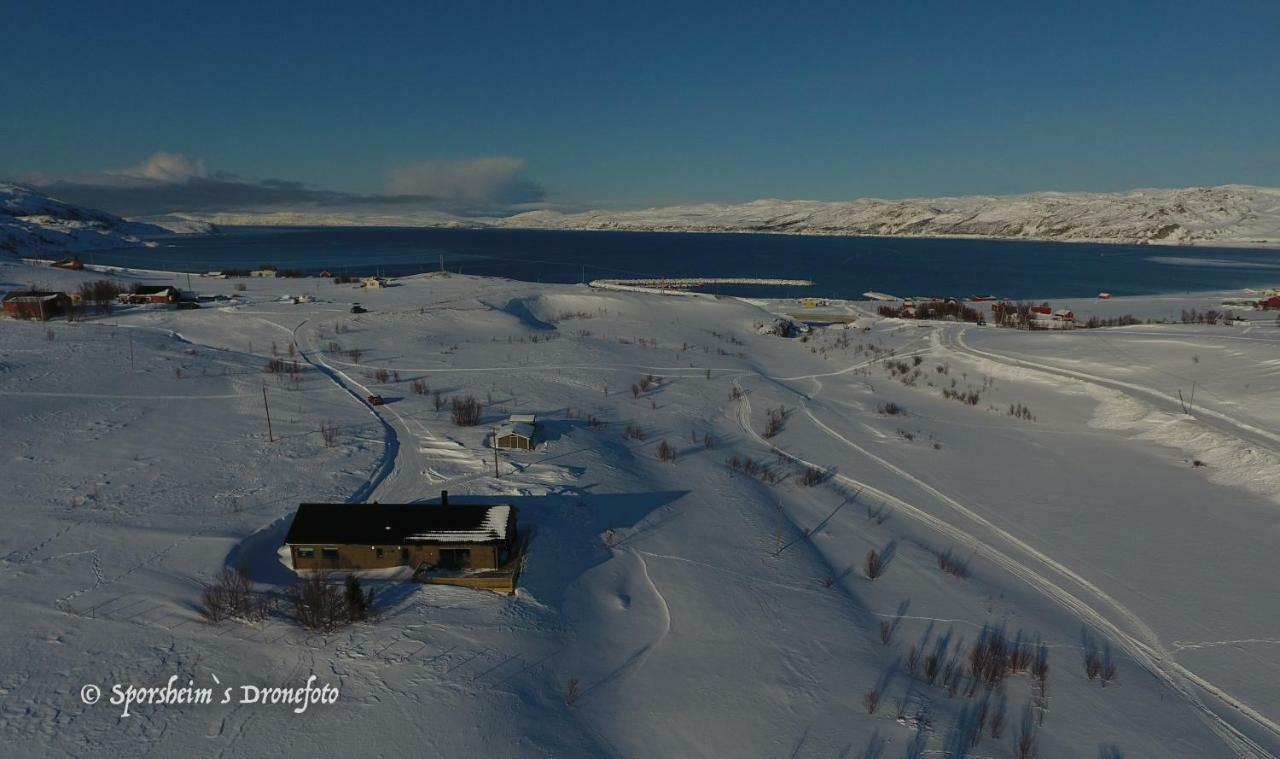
[
  {"x1": 492, "y1": 427, "x2": 500, "y2": 478},
  {"x1": 128, "y1": 331, "x2": 135, "y2": 371},
  {"x1": 262, "y1": 385, "x2": 274, "y2": 442}
]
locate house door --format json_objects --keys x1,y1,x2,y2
[{"x1": 400, "y1": 548, "x2": 411, "y2": 566}]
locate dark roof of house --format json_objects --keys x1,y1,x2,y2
[{"x1": 285, "y1": 503, "x2": 514, "y2": 546}]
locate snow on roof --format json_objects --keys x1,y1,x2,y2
[
  {"x1": 497, "y1": 422, "x2": 535, "y2": 439},
  {"x1": 508, "y1": 413, "x2": 536, "y2": 424},
  {"x1": 406, "y1": 505, "x2": 511, "y2": 543}
]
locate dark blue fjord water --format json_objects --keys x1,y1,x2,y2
[{"x1": 86, "y1": 227, "x2": 1280, "y2": 300}]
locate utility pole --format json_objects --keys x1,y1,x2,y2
[
  {"x1": 128, "y1": 331, "x2": 135, "y2": 370},
  {"x1": 491, "y1": 427, "x2": 500, "y2": 478},
  {"x1": 262, "y1": 385, "x2": 274, "y2": 442},
  {"x1": 439, "y1": 254, "x2": 444, "y2": 273}
]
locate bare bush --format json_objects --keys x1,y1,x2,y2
[
  {"x1": 451, "y1": 395, "x2": 483, "y2": 426},
  {"x1": 320, "y1": 421, "x2": 339, "y2": 447},
  {"x1": 433, "y1": 391, "x2": 445, "y2": 411},
  {"x1": 624, "y1": 424, "x2": 647, "y2": 441},
  {"x1": 288, "y1": 574, "x2": 349, "y2": 632},
  {"x1": 879, "y1": 620, "x2": 893, "y2": 645},
  {"x1": 564, "y1": 677, "x2": 582, "y2": 706},
  {"x1": 877, "y1": 401, "x2": 906, "y2": 416},
  {"x1": 656, "y1": 439, "x2": 676, "y2": 462},
  {"x1": 864, "y1": 548, "x2": 886, "y2": 579},
  {"x1": 763, "y1": 406, "x2": 787, "y2": 438},
  {"x1": 199, "y1": 567, "x2": 255, "y2": 622},
  {"x1": 936, "y1": 549, "x2": 970, "y2": 578},
  {"x1": 411, "y1": 379, "x2": 429, "y2": 395},
  {"x1": 797, "y1": 466, "x2": 824, "y2": 486},
  {"x1": 863, "y1": 687, "x2": 880, "y2": 714},
  {"x1": 373, "y1": 367, "x2": 390, "y2": 383}
]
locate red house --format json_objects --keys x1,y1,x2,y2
[
  {"x1": 3, "y1": 291, "x2": 71, "y2": 319},
  {"x1": 1030, "y1": 305, "x2": 1053, "y2": 316},
  {"x1": 1261, "y1": 296, "x2": 1280, "y2": 311}
]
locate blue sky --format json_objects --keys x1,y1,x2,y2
[{"x1": 2, "y1": 0, "x2": 1278, "y2": 215}]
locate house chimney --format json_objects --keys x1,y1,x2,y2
[{"x1": 441, "y1": 490, "x2": 448, "y2": 506}]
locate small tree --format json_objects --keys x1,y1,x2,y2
[
  {"x1": 289, "y1": 574, "x2": 348, "y2": 631},
  {"x1": 344, "y1": 574, "x2": 375, "y2": 622},
  {"x1": 656, "y1": 439, "x2": 676, "y2": 462},
  {"x1": 865, "y1": 548, "x2": 885, "y2": 579},
  {"x1": 451, "y1": 395, "x2": 483, "y2": 426}
]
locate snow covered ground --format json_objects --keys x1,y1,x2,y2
[{"x1": 2, "y1": 257, "x2": 1280, "y2": 758}]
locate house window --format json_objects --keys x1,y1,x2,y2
[
  {"x1": 439, "y1": 549, "x2": 472, "y2": 570},
  {"x1": 322, "y1": 548, "x2": 339, "y2": 561},
  {"x1": 375, "y1": 547, "x2": 384, "y2": 559},
  {"x1": 297, "y1": 547, "x2": 315, "y2": 559}
]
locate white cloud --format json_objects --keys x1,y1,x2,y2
[
  {"x1": 386, "y1": 157, "x2": 541, "y2": 205},
  {"x1": 117, "y1": 152, "x2": 208, "y2": 183}
]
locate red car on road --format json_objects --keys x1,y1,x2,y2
[{"x1": 367, "y1": 395, "x2": 385, "y2": 406}]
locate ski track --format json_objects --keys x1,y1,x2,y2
[{"x1": 732, "y1": 363, "x2": 1278, "y2": 758}]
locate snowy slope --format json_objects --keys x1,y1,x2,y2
[
  {"x1": 0, "y1": 183, "x2": 171, "y2": 256},
  {"x1": 2, "y1": 262, "x2": 1280, "y2": 757},
  {"x1": 498, "y1": 185, "x2": 1280, "y2": 246}
]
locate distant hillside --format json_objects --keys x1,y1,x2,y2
[
  {"x1": 0, "y1": 183, "x2": 173, "y2": 256},
  {"x1": 497, "y1": 185, "x2": 1280, "y2": 247}
]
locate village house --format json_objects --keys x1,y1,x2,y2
[
  {"x1": 284, "y1": 494, "x2": 517, "y2": 579},
  {"x1": 1260, "y1": 296, "x2": 1280, "y2": 311},
  {"x1": 251, "y1": 268, "x2": 277, "y2": 278},
  {"x1": 118, "y1": 285, "x2": 180, "y2": 305},
  {"x1": 2, "y1": 290, "x2": 71, "y2": 319},
  {"x1": 361, "y1": 276, "x2": 388, "y2": 289},
  {"x1": 493, "y1": 414, "x2": 537, "y2": 450}
]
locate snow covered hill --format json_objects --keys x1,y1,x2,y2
[
  {"x1": 498, "y1": 185, "x2": 1280, "y2": 246},
  {"x1": 0, "y1": 183, "x2": 172, "y2": 256}
]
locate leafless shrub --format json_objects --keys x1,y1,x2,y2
[
  {"x1": 347, "y1": 348, "x2": 363, "y2": 363},
  {"x1": 433, "y1": 391, "x2": 445, "y2": 411},
  {"x1": 265, "y1": 357, "x2": 289, "y2": 374},
  {"x1": 450, "y1": 395, "x2": 482, "y2": 426},
  {"x1": 763, "y1": 406, "x2": 787, "y2": 438},
  {"x1": 877, "y1": 401, "x2": 906, "y2": 416},
  {"x1": 729, "y1": 385, "x2": 743, "y2": 400},
  {"x1": 1013, "y1": 708, "x2": 1038, "y2": 759},
  {"x1": 656, "y1": 439, "x2": 676, "y2": 462},
  {"x1": 865, "y1": 548, "x2": 886, "y2": 579},
  {"x1": 906, "y1": 645, "x2": 920, "y2": 676},
  {"x1": 797, "y1": 466, "x2": 824, "y2": 486},
  {"x1": 564, "y1": 677, "x2": 582, "y2": 706},
  {"x1": 373, "y1": 367, "x2": 390, "y2": 383},
  {"x1": 879, "y1": 620, "x2": 893, "y2": 645},
  {"x1": 936, "y1": 549, "x2": 970, "y2": 578},
  {"x1": 320, "y1": 421, "x2": 339, "y2": 447},
  {"x1": 624, "y1": 424, "x2": 647, "y2": 441},
  {"x1": 863, "y1": 687, "x2": 880, "y2": 714},
  {"x1": 411, "y1": 379, "x2": 429, "y2": 395},
  {"x1": 288, "y1": 574, "x2": 349, "y2": 632},
  {"x1": 199, "y1": 567, "x2": 255, "y2": 622},
  {"x1": 1008, "y1": 403, "x2": 1036, "y2": 421},
  {"x1": 968, "y1": 625, "x2": 1011, "y2": 687},
  {"x1": 703, "y1": 434, "x2": 715, "y2": 449}
]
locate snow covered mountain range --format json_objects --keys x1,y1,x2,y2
[
  {"x1": 0, "y1": 183, "x2": 171, "y2": 256},
  {"x1": 498, "y1": 185, "x2": 1280, "y2": 246},
  {"x1": 5, "y1": 183, "x2": 1280, "y2": 253}
]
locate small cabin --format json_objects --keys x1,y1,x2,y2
[
  {"x1": 2, "y1": 290, "x2": 70, "y2": 319},
  {"x1": 361, "y1": 276, "x2": 388, "y2": 289},
  {"x1": 284, "y1": 498, "x2": 517, "y2": 575},
  {"x1": 251, "y1": 268, "x2": 277, "y2": 278},
  {"x1": 494, "y1": 415, "x2": 536, "y2": 451}
]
